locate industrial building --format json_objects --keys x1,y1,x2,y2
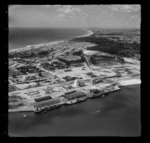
[{"x1": 58, "y1": 55, "x2": 83, "y2": 65}]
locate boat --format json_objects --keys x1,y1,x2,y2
[
  {"x1": 91, "y1": 92, "x2": 104, "y2": 98},
  {"x1": 70, "y1": 99, "x2": 77, "y2": 104},
  {"x1": 51, "y1": 104, "x2": 60, "y2": 109},
  {"x1": 34, "y1": 108, "x2": 43, "y2": 114},
  {"x1": 91, "y1": 109, "x2": 101, "y2": 114},
  {"x1": 23, "y1": 114, "x2": 27, "y2": 118},
  {"x1": 66, "y1": 99, "x2": 77, "y2": 105},
  {"x1": 76, "y1": 96, "x2": 87, "y2": 102},
  {"x1": 101, "y1": 95, "x2": 105, "y2": 98}
]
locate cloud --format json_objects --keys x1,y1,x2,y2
[
  {"x1": 57, "y1": 5, "x2": 81, "y2": 15},
  {"x1": 56, "y1": 5, "x2": 88, "y2": 18},
  {"x1": 108, "y1": 5, "x2": 141, "y2": 13},
  {"x1": 58, "y1": 13, "x2": 66, "y2": 18},
  {"x1": 42, "y1": 5, "x2": 62, "y2": 7}
]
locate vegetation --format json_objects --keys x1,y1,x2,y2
[{"x1": 71, "y1": 32, "x2": 140, "y2": 58}]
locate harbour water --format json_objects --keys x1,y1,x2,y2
[{"x1": 8, "y1": 84, "x2": 141, "y2": 136}]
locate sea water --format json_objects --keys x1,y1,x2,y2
[
  {"x1": 8, "y1": 84, "x2": 141, "y2": 136},
  {"x1": 9, "y1": 28, "x2": 87, "y2": 50}
]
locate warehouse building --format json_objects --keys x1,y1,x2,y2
[
  {"x1": 34, "y1": 98, "x2": 61, "y2": 108},
  {"x1": 34, "y1": 95, "x2": 52, "y2": 102},
  {"x1": 62, "y1": 91, "x2": 86, "y2": 100}
]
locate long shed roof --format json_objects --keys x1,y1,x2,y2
[
  {"x1": 34, "y1": 98, "x2": 60, "y2": 108},
  {"x1": 34, "y1": 95, "x2": 52, "y2": 102},
  {"x1": 63, "y1": 91, "x2": 86, "y2": 99}
]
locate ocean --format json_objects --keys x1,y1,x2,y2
[
  {"x1": 9, "y1": 28, "x2": 88, "y2": 50},
  {"x1": 8, "y1": 84, "x2": 141, "y2": 136}
]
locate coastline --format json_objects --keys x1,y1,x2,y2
[
  {"x1": 9, "y1": 29, "x2": 93, "y2": 53},
  {"x1": 9, "y1": 78, "x2": 140, "y2": 113}
]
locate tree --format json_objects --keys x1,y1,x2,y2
[{"x1": 38, "y1": 71, "x2": 42, "y2": 77}]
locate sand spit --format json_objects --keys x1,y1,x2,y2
[{"x1": 76, "y1": 29, "x2": 93, "y2": 38}]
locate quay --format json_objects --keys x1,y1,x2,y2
[{"x1": 33, "y1": 84, "x2": 120, "y2": 114}]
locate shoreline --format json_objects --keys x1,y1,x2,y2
[
  {"x1": 9, "y1": 78, "x2": 140, "y2": 113},
  {"x1": 9, "y1": 29, "x2": 93, "y2": 53}
]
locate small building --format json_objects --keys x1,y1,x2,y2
[
  {"x1": 16, "y1": 82, "x2": 38, "y2": 89},
  {"x1": 40, "y1": 71, "x2": 52, "y2": 78},
  {"x1": 73, "y1": 79, "x2": 85, "y2": 88},
  {"x1": 89, "y1": 89, "x2": 100, "y2": 94},
  {"x1": 92, "y1": 78, "x2": 103, "y2": 85},
  {"x1": 15, "y1": 83, "x2": 29, "y2": 89}
]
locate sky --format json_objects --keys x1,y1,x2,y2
[{"x1": 9, "y1": 5, "x2": 141, "y2": 29}]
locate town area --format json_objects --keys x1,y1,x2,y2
[{"x1": 9, "y1": 40, "x2": 140, "y2": 114}]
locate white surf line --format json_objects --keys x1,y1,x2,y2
[{"x1": 91, "y1": 109, "x2": 101, "y2": 114}]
